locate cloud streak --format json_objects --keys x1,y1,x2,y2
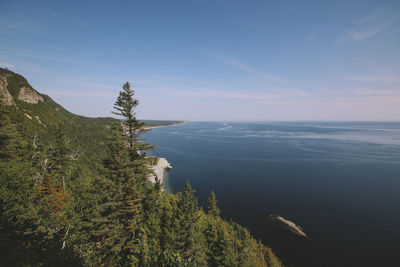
[
  {"x1": 141, "y1": 86, "x2": 283, "y2": 101},
  {"x1": 345, "y1": 75, "x2": 400, "y2": 84},
  {"x1": 44, "y1": 89, "x2": 116, "y2": 98},
  {"x1": 352, "y1": 88, "x2": 400, "y2": 97},
  {"x1": 215, "y1": 56, "x2": 285, "y2": 83},
  {"x1": 339, "y1": 11, "x2": 400, "y2": 44},
  {"x1": 341, "y1": 26, "x2": 385, "y2": 42},
  {"x1": 0, "y1": 49, "x2": 104, "y2": 68}
]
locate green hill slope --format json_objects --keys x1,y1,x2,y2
[{"x1": 1, "y1": 67, "x2": 117, "y2": 178}]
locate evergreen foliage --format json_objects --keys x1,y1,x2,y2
[
  {"x1": 0, "y1": 68, "x2": 282, "y2": 266},
  {"x1": 112, "y1": 81, "x2": 154, "y2": 158},
  {"x1": 208, "y1": 190, "x2": 221, "y2": 217}
]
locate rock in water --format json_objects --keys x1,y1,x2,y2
[{"x1": 270, "y1": 214, "x2": 307, "y2": 238}]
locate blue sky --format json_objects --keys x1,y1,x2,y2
[{"x1": 1, "y1": 0, "x2": 399, "y2": 121}]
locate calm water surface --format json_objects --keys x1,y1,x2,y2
[{"x1": 144, "y1": 122, "x2": 400, "y2": 267}]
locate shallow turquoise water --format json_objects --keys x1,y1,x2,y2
[{"x1": 144, "y1": 122, "x2": 400, "y2": 267}]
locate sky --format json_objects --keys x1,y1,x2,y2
[{"x1": 1, "y1": 0, "x2": 400, "y2": 121}]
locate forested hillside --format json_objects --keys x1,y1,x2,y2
[{"x1": 0, "y1": 68, "x2": 282, "y2": 266}]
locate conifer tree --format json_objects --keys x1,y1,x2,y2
[
  {"x1": 32, "y1": 126, "x2": 76, "y2": 260},
  {"x1": 174, "y1": 181, "x2": 207, "y2": 265},
  {"x1": 159, "y1": 193, "x2": 176, "y2": 254},
  {"x1": 208, "y1": 190, "x2": 221, "y2": 217},
  {"x1": 139, "y1": 179, "x2": 162, "y2": 264},
  {"x1": 84, "y1": 82, "x2": 159, "y2": 265},
  {"x1": 112, "y1": 82, "x2": 154, "y2": 160},
  {"x1": 112, "y1": 81, "x2": 154, "y2": 193},
  {"x1": 86, "y1": 126, "x2": 143, "y2": 265},
  {"x1": 48, "y1": 128, "x2": 71, "y2": 185}
]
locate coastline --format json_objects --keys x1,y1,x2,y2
[
  {"x1": 144, "y1": 121, "x2": 187, "y2": 130},
  {"x1": 146, "y1": 122, "x2": 186, "y2": 186},
  {"x1": 148, "y1": 157, "x2": 172, "y2": 186}
]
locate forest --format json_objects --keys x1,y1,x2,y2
[{"x1": 0, "y1": 68, "x2": 282, "y2": 266}]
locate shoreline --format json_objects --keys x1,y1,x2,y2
[
  {"x1": 146, "y1": 121, "x2": 187, "y2": 187},
  {"x1": 144, "y1": 121, "x2": 187, "y2": 130},
  {"x1": 148, "y1": 157, "x2": 172, "y2": 186}
]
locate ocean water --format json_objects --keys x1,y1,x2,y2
[{"x1": 144, "y1": 122, "x2": 400, "y2": 267}]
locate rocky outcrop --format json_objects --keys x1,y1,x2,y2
[
  {"x1": 0, "y1": 76, "x2": 13, "y2": 106},
  {"x1": 270, "y1": 215, "x2": 307, "y2": 237},
  {"x1": 17, "y1": 86, "x2": 43, "y2": 104},
  {"x1": 23, "y1": 113, "x2": 46, "y2": 127},
  {"x1": 148, "y1": 157, "x2": 172, "y2": 184}
]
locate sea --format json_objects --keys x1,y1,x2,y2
[{"x1": 143, "y1": 121, "x2": 400, "y2": 267}]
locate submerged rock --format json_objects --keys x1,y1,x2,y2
[{"x1": 270, "y1": 214, "x2": 307, "y2": 238}]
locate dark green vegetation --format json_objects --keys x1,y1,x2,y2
[{"x1": 0, "y1": 68, "x2": 282, "y2": 266}]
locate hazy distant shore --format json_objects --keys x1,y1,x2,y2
[{"x1": 144, "y1": 121, "x2": 187, "y2": 130}]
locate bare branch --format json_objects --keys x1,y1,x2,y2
[
  {"x1": 61, "y1": 224, "x2": 71, "y2": 250},
  {"x1": 32, "y1": 134, "x2": 38, "y2": 148}
]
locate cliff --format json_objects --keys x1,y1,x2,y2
[{"x1": 148, "y1": 157, "x2": 172, "y2": 184}]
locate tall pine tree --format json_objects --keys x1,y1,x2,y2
[
  {"x1": 84, "y1": 126, "x2": 142, "y2": 265},
  {"x1": 83, "y1": 82, "x2": 156, "y2": 265},
  {"x1": 112, "y1": 82, "x2": 154, "y2": 160}
]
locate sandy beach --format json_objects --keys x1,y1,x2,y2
[{"x1": 144, "y1": 121, "x2": 187, "y2": 130}]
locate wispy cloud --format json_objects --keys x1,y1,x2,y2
[
  {"x1": 142, "y1": 86, "x2": 283, "y2": 101},
  {"x1": 345, "y1": 75, "x2": 400, "y2": 84},
  {"x1": 257, "y1": 100, "x2": 318, "y2": 105},
  {"x1": 214, "y1": 56, "x2": 285, "y2": 83},
  {"x1": 354, "y1": 10, "x2": 380, "y2": 25},
  {"x1": 0, "y1": 49, "x2": 103, "y2": 68},
  {"x1": 44, "y1": 89, "x2": 116, "y2": 98},
  {"x1": 339, "y1": 11, "x2": 400, "y2": 44},
  {"x1": 0, "y1": 56, "x2": 124, "y2": 89},
  {"x1": 352, "y1": 88, "x2": 400, "y2": 97},
  {"x1": 144, "y1": 73, "x2": 219, "y2": 87},
  {"x1": 341, "y1": 26, "x2": 385, "y2": 42},
  {"x1": 190, "y1": 89, "x2": 283, "y2": 100}
]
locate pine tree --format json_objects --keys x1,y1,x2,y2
[
  {"x1": 31, "y1": 126, "x2": 76, "y2": 262},
  {"x1": 208, "y1": 190, "x2": 221, "y2": 217},
  {"x1": 139, "y1": 179, "x2": 162, "y2": 265},
  {"x1": 48, "y1": 128, "x2": 71, "y2": 186},
  {"x1": 112, "y1": 81, "x2": 154, "y2": 194},
  {"x1": 83, "y1": 82, "x2": 158, "y2": 265},
  {"x1": 84, "y1": 126, "x2": 143, "y2": 265},
  {"x1": 174, "y1": 181, "x2": 207, "y2": 265},
  {"x1": 112, "y1": 82, "x2": 154, "y2": 160}
]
